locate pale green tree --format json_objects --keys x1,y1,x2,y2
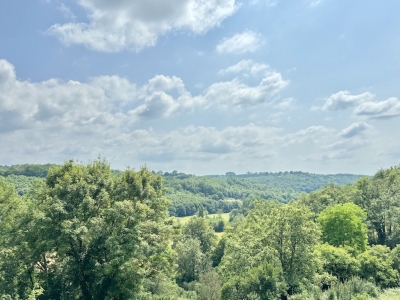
[{"x1": 318, "y1": 203, "x2": 368, "y2": 253}]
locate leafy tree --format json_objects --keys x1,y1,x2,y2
[
  {"x1": 1, "y1": 159, "x2": 175, "y2": 299},
  {"x1": 318, "y1": 203, "x2": 368, "y2": 253},
  {"x1": 353, "y1": 168, "x2": 400, "y2": 247},
  {"x1": 357, "y1": 245, "x2": 398, "y2": 288},
  {"x1": 175, "y1": 238, "x2": 210, "y2": 286},
  {"x1": 0, "y1": 178, "x2": 33, "y2": 298},
  {"x1": 195, "y1": 268, "x2": 222, "y2": 300},
  {"x1": 182, "y1": 217, "x2": 216, "y2": 254},
  {"x1": 220, "y1": 262, "x2": 286, "y2": 300},
  {"x1": 267, "y1": 202, "x2": 320, "y2": 293},
  {"x1": 220, "y1": 201, "x2": 319, "y2": 296},
  {"x1": 314, "y1": 244, "x2": 360, "y2": 282}
]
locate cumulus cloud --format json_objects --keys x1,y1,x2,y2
[
  {"x1": 4, "y1": 59, "x2": 365, "y2": 173},
  {"x1": 319, "y1": 91, "x2": 375, "y2": 111},
  {"x1": 204, "y1": 72, "x2": 289, "y2": 108},
  {"x1": 339, "y1": 122, "x2": 371, "y2": 138},
  {"x1": 354, "y1": 97, "x2": 400, "y2": 119},
  {"x1": 216, "y1": 31, "x2": 264, "y2": 54},
  {"x1": 0, "y1": 58, "x2": 289, "y2": 136},
  {"x1": 129, "y1": 75, "x2": 204, "y2": 121},
  {"x1": 47, "y1": 0, "x2": 238, "y2": 52}
]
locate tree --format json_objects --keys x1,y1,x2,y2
[
  {"x1": 2, "y1": 159, "x2": 174, "y2": 299},
  {"x1": 353, "y1": 169, "x2": 400, "y2": 247},
  {"x1": 196, "y1": 268, "x2": 222, "y2": 300},
  {"x1": 318, "y1": 203, "x2": 368, "y2": 253},
  {"x1": 0, "y1": 178, "x2": 32, "y2": 298},
  {"x1": 314, "y1": 244, "x2": 360, "y2": 282},
  {"x1": 267, "y1": 203, "x2": 320, "y2": 293},
  {"x1": 182, "y1": 216, "x2": 216, "y2": 254},
  {"x1": 297, "y1": 183, "x2": 353, "y2": 219},
  {"x1": 220, "y1": 262, "x2": 285, "y2": 300},
  {"x1": 220, "y1": 201, "x2": 319, "y2": 296},
  {"x1": 357, "y1": 245, "x2": 398, "y2": 288},
  {"x1": 175, "y1": 238, "x2": 210, "y2": 286}
]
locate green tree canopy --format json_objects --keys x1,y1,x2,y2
[
  {"x1": 314, "y1": 244, "x2": 360, "y2": 282},
  {"x1": 318, "y1": 203, "x2": 368, "y2": 253},
  {"x1": 0, "y1": 159, "x2": 175, "y2": 299}
]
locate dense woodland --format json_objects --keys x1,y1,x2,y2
[{"x1": 1, "y1": 160, "x2": 400, "y2": 299}]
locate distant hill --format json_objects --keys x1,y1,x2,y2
[
  {"x1": 0, "y1": 164, "x2": 56, "y2": 178},
  {"x1": 1, "y1": 164, "x2": 366, "y2": 216},
  {"x1": 209, "y1": 171, "x2": 365, "y2": 193},
  {"x1": 161, "y1": 171, "x2": 366, "y2": 216}
]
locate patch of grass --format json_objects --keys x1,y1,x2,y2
[{"x1": 378, "y1": 288, "x2": 400, "y2": 300}]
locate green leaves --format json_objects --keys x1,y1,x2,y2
[
  {"x1": 318, "y1": 203, "x2": 368, "y2": 253},
  {"x1": 220, "y1": 201, "x2": 320, "y2": 296},
  {"x1": 0, "y1": 159, "x2": 174, "y2": 299}
]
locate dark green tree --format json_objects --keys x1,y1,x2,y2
[{"x1": 357, "y1": 245, "x2": 398, "y2": 288}]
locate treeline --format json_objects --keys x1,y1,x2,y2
[
  {"x1": 0, "y1": 164, "x2": 56, "y2": 177},
  {"x1": 235, "y1": 171, "x2": 364, "y2": 193}
]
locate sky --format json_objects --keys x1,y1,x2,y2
[{"x1": 0, "y1": 0, "x2": 399, "y2": 175}]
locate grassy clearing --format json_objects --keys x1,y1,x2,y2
[{"x1": 176, "y1": 213, "x2": 230, "y2": 224}]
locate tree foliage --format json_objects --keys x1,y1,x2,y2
[
  {"x1": 318, "y1": 203, "x2": 368, "y2": 252},
  {"x1": 0, "y1": 159, "x2": 175, "y2": 299}
]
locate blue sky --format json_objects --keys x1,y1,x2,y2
[{"x1": 0, "y1": 0, "x2": 399, "y2": 175}]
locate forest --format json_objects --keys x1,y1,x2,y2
[{"x1": 0, "y1": 160, "x2": 400, "y2": 299}]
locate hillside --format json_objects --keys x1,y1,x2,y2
[{"x1": 0, "y1": 164, "x2": 365, "y2": 216}]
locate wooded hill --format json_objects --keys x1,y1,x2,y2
[{"x1": 0, "y1": 164, "x2": 364, "y2": 216}]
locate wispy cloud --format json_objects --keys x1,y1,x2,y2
[
  {"x1": 216, "y1": 31, "x2": 264, "y2": 54},
  {"x1": 339, "y1": 122, "x2": 372, "y2": 138},
  {"x1": 218, "y1": 60, "x2": 268, "y2": 76}
]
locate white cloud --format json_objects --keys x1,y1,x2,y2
[
  {"x1": 129, "y1": 75, "x2": 204, "y2": 121},
  {"x1": 218, "y1": 59, "x2": 268, "y2": 76},
  {"x1": 47, "y1": 0, "x2": 239, "y2": 52},
  {"x1": 216, "y1": 31, "x2": 264, "y2": 54},
  {"x1": 274, "y1": 98, "x2": 296, "y2": 110},
  {"x1": 339, "y1": 122, "x2": 371, "y2": 138},
  {"x1": 205, "y1": 72, "x2": 289, "y2": 108},
  {"x1": 58, "y1": 3, "x2": 76, "y2": 19},
  {"x1": 319, "y1": 91, "x2": 375, "y2": 111},
  {"x1": 354, "y1": 97, "x2": 400, "y2": 119},
  {"x1": 0, "y1": 59, "x2": 289, "y2": 136},
  {"x1": 284, "y1": 126, "x2": 334, "y2": 145}
]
